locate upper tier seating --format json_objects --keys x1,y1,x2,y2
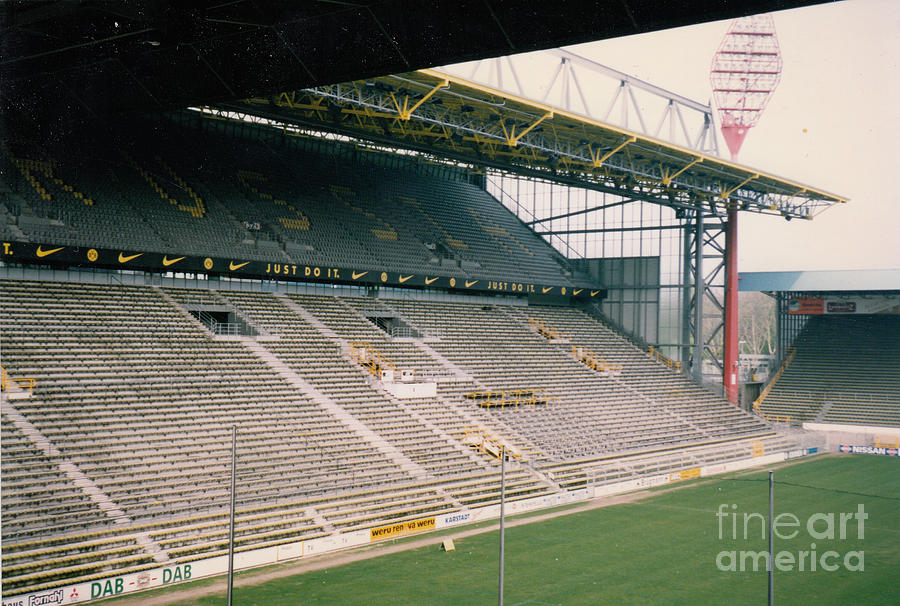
[
  {"x1": 1, "y1": 122, "x2": 585, "y2": 286},
  {"x1": 758, "y1": 315, "x2": 900, "y2": 426}
]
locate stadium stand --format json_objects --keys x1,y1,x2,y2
[
  {"x1": 0, "y1": 3, "x2": 851, "y2": 602},
  {"x1": 387, "y1": 299, "x2": 774, "y2": 459},
  {"x1": 0, "y1": 113, "x2": 810, "y2": 600},
  {"x1": 1, "y1": 277, "x2": 792, "y2": 594},
  {"x1": 756, "y1": 315, "x2": 900, "y2": 426},
  {"x1": 0, "y1": 119, "x2": 585, "y2": 286}
]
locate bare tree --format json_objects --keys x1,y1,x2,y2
[{"x1": 739, "y1": 292, "x2": 776, "y2": 355}]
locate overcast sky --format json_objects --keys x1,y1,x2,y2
[{"x1": 450, "y1": 0, "x2": 900, "y2": 273}]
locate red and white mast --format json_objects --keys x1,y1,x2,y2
[
  {"x1": 711, "y1": 14, "x2": 783, "y2": 161},
  {"x1": 710, "y1": 14, "x2": 783, "y2": 405}
]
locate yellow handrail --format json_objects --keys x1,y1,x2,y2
[
  {"x1": 462, "y1": 429, "x2": 522, "y2": 461},
  {"x1": 465, "y1": 389, "x2": 548, "y2": 408},
  {"x1": 753, "y1": 347, "x2": 796, "y2": 412},
  {"x1": 348, "y1": 342, "x2": 397, "y2": 377},
  {"x1": 648, "y1": 346, "x2": 681, "y2": 371},
  {"x1": 527, "y1": 317, "x2": 569, "y2": 341},
  {"x1": 0, "y1": 367, "x2": 36, "y2": 395},
  {"x1": 571, "y1": 345, "x2": 622, "y2": 375},
  {"x1": 875, "y1": 435, "x2": 899, "y2": 449},
  {"x1": 759, "y1": 413, "x2": 792, "y2": 425}
]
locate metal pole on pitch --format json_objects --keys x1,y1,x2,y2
[
  {"x1": 498, "y1": 445, "x2": 506, "y2": 606},
  {"x1": 768, "y1": 470, "x2": 774, "y2": 606},
  {"x1": 227, "y1": 425, "x2": 237, "y2": 606}
]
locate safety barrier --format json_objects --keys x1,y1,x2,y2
[
  {"x1": 759, "y1": 413, "x2": 792, "y2": 425},
  {"x1": 464, "y1": 389, "x2": 548, "y2": 408},
  {"x1": 527, "y1": 317, "x2": 569, "y2": 342},
  {"x1": 571, "y1": 345, "x2": 622, "y2": 376},
  {"x1": 1, "y1": 367, "x2": 35, "y2": 396},
  {"x1": 196, "y1": 311, "x2": 242, "y2": 336},
  {"x1": 348, "y1": 342, "x2": 397, "y2": 378},
  {"x1": 875, "y1": 435, "x2": 900, "y2": 449},
  {"x1": 752, "y1": 346, "x2": 796, "y2": 412},
  {"x1": 461, "y1": 429, "x2": 522, "y2": 460},
  {"x1": 648, "y1": 346, "x2": 681, "y2": 371}
]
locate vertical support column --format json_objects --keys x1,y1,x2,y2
[
  {"x1": 227, "y1": 425, "x2": 236, "y2": 606},
  {"x1": 768, "y1": 470, "x2": 775, "y2": 606},
  {"x1": 724, "y1": 207, "x2": 739, "y2": 404},
  {"x1": 692, "y1": 210, "x2": 704, "y2": 382},
  {"x1": 681, "y1": 218, "x2": 693, "y2": 371},
  {"x1": 776, "y1": 293, "x2": 784, "y2": 365},
  {"x1": 498, "y1": 446, "x2": 506, "y2": 606}
]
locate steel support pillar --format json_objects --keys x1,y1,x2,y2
[
  {"x1": 692, "y1": 210, "x2": 705, "y2": 382},
  {"x1": 724, "y1": 208, "x2": 739, "y2": 404},
  {"x1": 685, "y1": 210, "x2": 727, "y2": 391},
  {"x1": 681, "y1": 217, "x2": 694, "y2": 372}
]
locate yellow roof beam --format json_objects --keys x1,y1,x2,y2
[
  {"x1": 275, "y1": 91, "x2": 326, "y2": 111},
  {"x1": 500, "y1": 111, "x2": 554, "y2": 147},
  {"x1": 662, "y1": 157, "x2": 702, "y2": 186},
  {"x1": 391, "y1": 79, "x2": 449, "y2": 121},
  {"x1": 720, "y1": 173, "x2": 760, "y2": 199},
  {"x1": 414, "y1": 68, "x2": 847, "y2": 204},
  {"x1": 589, "y1": 136, "x2": 635, "y2": 168}
]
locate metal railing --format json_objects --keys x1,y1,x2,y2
[
  {"x1": 211, "y1": 321, "x2": 241, "y2": 335},
  {"x1": 571, "y1": 345, "x2": 622, "y2": 375},
  {"x1": 753, "y1": 347, "x2": 796, "y2": 412},
  {"x1": 527, "y1": 317, "x2": 569, "y2": 341},
  {"x1": 1, "y1": 367, "x2": 35, "y2": 395},
  {"x1": 348, "y1": 342, "x2": 397, "y2": 377},
  {"x1": 758, "y1": 413, "x2": 792, "y2": 425},
  {"x1": 197, "y1": 310, "x2": 242, "y2": 335},
  {"x1": 648, "y1": 346, "x2": 681, "y2": 371},
  {"x1": 465, "y1": 389, "x2": 548, "y2": 408},
  {"x1": 389, "y1": 326, "x2": 417, "y2": 339},
  {"x1": 415, "y1": 368, "x2": 455, "y2": 381},
  {"x1": 462, "y1": 429, "x2": 522, "y2": 461},
  {"x1": 875, "y1": 435, "x2": 900, "y2": 449}
]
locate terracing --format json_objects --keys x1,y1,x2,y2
[
  {"x1": 756, "y1": 315, "x2": 900, "y2": 427},
  {"x1": 1, "y1": 279, "x2": 790, "y2": 595}
]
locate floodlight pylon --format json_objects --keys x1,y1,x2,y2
[
  {"x1": 710, "y1": 14, "x2": 783, "y2": 161},
  {"x1": 710, "y1": 14, "x2": 783, "y2": 405}
]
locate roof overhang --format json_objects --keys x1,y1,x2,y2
[
  {"x1": 2, "y1": 0, "x2": 831, "y2": 119},
  {"x1": 739, "y1": 269, "x2": 900, "y2": 293},
  {"x1": 207, "y1": 68, "x2": 846, "y2": 220}
]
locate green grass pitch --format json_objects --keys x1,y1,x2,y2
[{"x1": 124, "y1": 455, "x2": 900, "y2": 605}]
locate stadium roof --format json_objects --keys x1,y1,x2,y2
[
  {"x1": 739, "y1": 269, "x2": 900, "y2": 293},
  {"x1": 206, "y1": 67, "x2": 846, "y2": 220},
  {"x1": 2, "y1": 0, "x2": 831, "y2": 120}
]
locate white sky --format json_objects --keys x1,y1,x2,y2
[{"x1": 452, "y1": 0, "x2": 900, "y2": 273}]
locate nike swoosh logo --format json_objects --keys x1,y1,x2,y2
[
  {"x1": 229, "y1": 261, "x2": 250, "y2": 271},
  {"x1": 573, "y1": 289, "x2": 583, "y2": 295},
  {"x1": 424, "y1": 277, "x2": 438, "y2": 285},
  {"x1": 118, "y1": 253, "x2": 142, "y2": 263},
  {"x1": 465, "y1": 280, "x2": 478, "y2": 288},
  {"x1": 542, "y1": 287, "x2": 553, "y2": 294},
  {"x1": 36, "y1": 246, "x2": 63, "y2": 258},
  {"x1": 398, "y1": 275, "x2": 413, "y2": 283},
  {"x1": 162, "y1": 256, "x2": 185, "y2": 267},
  {"x1": 590, "y1": 290, "x2": 600, "y2": 297},
  {"x1": 352, "y1": 271, "x2": 368, "y2": 279}
]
